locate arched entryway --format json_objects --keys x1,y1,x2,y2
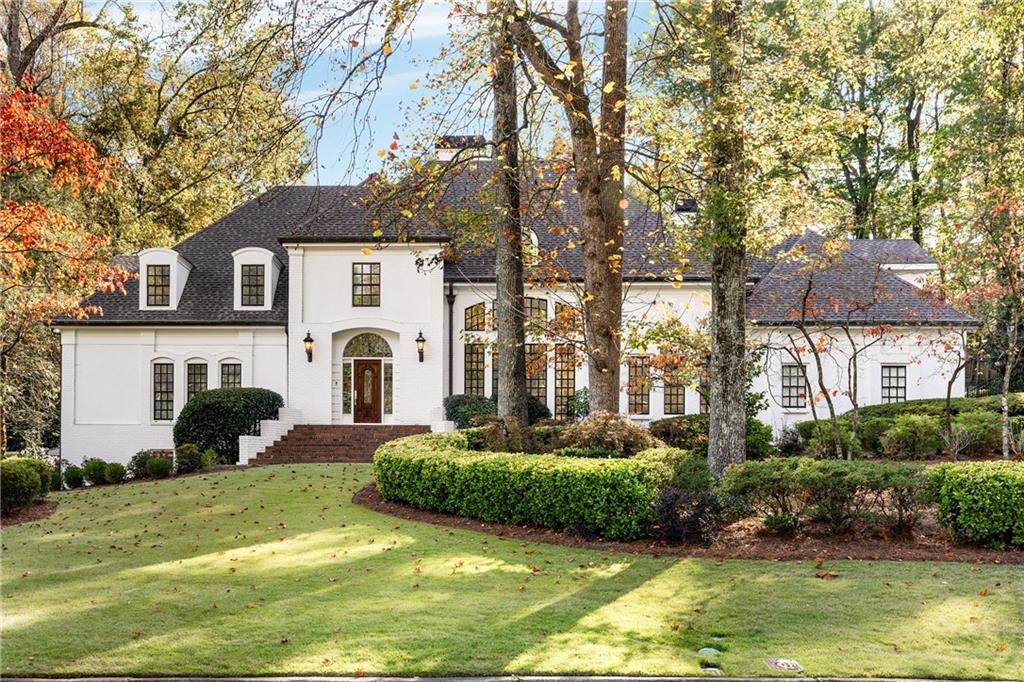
[{"x1": 332, "y1": 332, "x2": 394, "y2": 424}]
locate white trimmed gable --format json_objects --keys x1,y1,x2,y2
[
  {"x1": 138, "y1": 248, "x2": 193, "y2": 310},
  {"x1": 232, "y1": 247, "x2": 282, "y2": 311}
]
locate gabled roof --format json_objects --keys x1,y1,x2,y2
[
  {"x1": 846, "y1": 239, "x2": 937, "y2": 265},
  {"x1": 747, "y1": 232, "x2": 974, "y2": 327}
]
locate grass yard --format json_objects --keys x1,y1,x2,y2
[{"x1": 1, "y1": 464, "x2": 1021, "y2": 679}]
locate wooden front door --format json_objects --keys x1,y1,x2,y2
[{"x1": 353, "y1": 360, "x2": 382, "y2": 423}]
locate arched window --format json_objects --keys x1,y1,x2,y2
[
  {"x1": 464, "y1": 302, "x2": 486, "y2": 331},
  {"x1": 220, "y1": 359, "x2": 242, "y2": 388},
  {"x1": 343, "y1": 333, "x2": 392, "y2": 357},
  {"x1": 152, "y1": 359, "x2": 175, "y2": 421},
  {"x1": 185, "y1": 359, "x2": 208, "y2": 401}
]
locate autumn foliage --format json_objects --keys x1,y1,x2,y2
[{"x1": 1, "y1": 75, "x2": 131, "y2": 354}]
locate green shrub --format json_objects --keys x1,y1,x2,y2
[
  {"x1": 776, "y1": 426, "x2": 804, "y2": 456},
  {"x1": 146, "y1": 456, "x2": 173, "y2": 479},
  {"x1": 173, "y1": 387, "x2": 283, "y2": 464},
  {"x1": 652, "y1": 488, "x2": 722, "y2": 544},
  {"x1": 763, "y1": 513, "x2": 802, "y2": 535},
  {"x1": 562, "y1": 411, "x2": 663, "y2": 457},
  {"x1": 174, "y1": 443, "x2": 204, "y2": 474},
  {"x1": 859, "y1": 417, "x2": 894, "y2": 453},
  {"x1": 880, "y1": 415, "x2": 942, "y2": 459},
  {"x1": 477, "y1": 417, "x2": 533, "y2": 453},
  {"x1": 650, "y1": 414, "x2": 777, "y2": 459},
  {"x1": 0, "y1": 458, "x2": 42, "y2": 513},
  {"x1": 200, "y1": 449, "x2": 220, "y2": 469},
  {"x1": 720, "y1": 458, "x2": 803, "y2": 528},
  {"x1": 951, "y1": 411, "x2": 1002, "y2": 457},
  {"x1": 373, "y1": 432, "x2": 678, "y2": 540},
  {"x1": 4, "y1": 457, "x2": 54, "y2": 499},
  {"x1": 855, "y1": 393, "x2": 1024, "y2": 421},
  {"x1": 796, "y1": 420, "x2": 859, "y2": 458},
  {"x1": 566, "y1": 388, "x2": 590, "y2": 422},
  {"x1": 525, "y1": 394, "x2": 552, "y2": 425},
  {"x1": 444, "y1": 394, "x2": 497, "y2": 428},
  {"x1": 104, "y1": 462, "x2": 127, "y2": 484},
  {"x1": 558, "y1": 446, "x2": 624, "y2": 459},
  {"x1": 635, "y1": 447, "x2": 714, "y2": 492},
  {"x1": 927, "y1": 462, "x2": 1024, "y2": 548},
  {"x1": 82, "y1": 458, "x2": 108, "y2": 485},
  {"x1": 128, "y1": 451, "x2": 152, "y2": 479},
  {"x1": 63, "y1": 464, "x2": 84, "y2": 489}
]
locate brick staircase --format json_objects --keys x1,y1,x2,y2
[{"x1": 250, "y1": 424, "x2": 429, "y2": 465}]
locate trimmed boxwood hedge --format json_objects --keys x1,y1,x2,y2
[
  {"x1": 927, "y1": 461, "x2": 1024, "y2": 549},
  {"x1": 173, "y1": 388, "x2": 283, "y2": 464},
  {"x1": 854, "y1": 393, "x2": 1024, "y2": 421},
  {"x1": 373, "y1": 431, "x2": 684, "y2": 540}
]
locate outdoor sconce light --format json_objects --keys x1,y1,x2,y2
[
  {"x1": 415, "y1": 330, "x2": 426, "y2": 362},
  {"x1": 303, "y1": 331, "x2": 314, "y2": 363}
]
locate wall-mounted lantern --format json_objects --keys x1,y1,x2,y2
[
  {"x1": 303, "y1": 331, "x2": 314, "y2": 363},
  {"x1": 415, "y1": 330, "x2": 426, "y2": 362}
]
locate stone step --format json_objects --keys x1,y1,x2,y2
[{"x1": 251, "y1": 424, "x2": 428, "y2": 465}]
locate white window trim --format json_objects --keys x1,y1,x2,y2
[
  {"x1": 232, "y1": 247, "x2": 281, "y2": 311},
  {"x1": 138, "y1": 248, "x2": 193, "y2": 311}
]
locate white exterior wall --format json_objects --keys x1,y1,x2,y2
[
  {"x1": 751, "y1": 326, "x2": 967, "y2": 432},
  {"x1": 59, "y1": 327, "x2": 287, "y2": 464},
  {"x1": 284, "y1": 243, "x2": 446, "y2": 425}
]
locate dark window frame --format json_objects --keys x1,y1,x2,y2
[
  {"x1": 525, "y1": 343, "x2": 548, "y2": 405},
  {"x1": 781, "y1": 363, "x2": 809, "y2": 409},
  {"x1": 147, "y1": 264, "x2": 170, "y2": 307},
  {"x1": 627, "y1": 355, "x2": 651, "y2": 415},
  {"x1": 464, "y1": 302, "x2": 486, "y2": 331},
  {"x1": 152, "y1": 362, "x2": 174, "y2": 421},
  {"x1": 220, "y1": 362, "x2": 242, "y2": 388},
  {"x1": 554, "y1": 344, "x2": 576, "y2": 421},
  {"x1": 664, "y1": 376, "x2": 686, "y2": 415},
  {"x1": 352, "y1": 262, "x2": 381, "y2": 307},
  {"x1": 240, "y1": 264, "x2": 266, "y2": 306},
  {"x1": 186, "y1": 362, "x2": 208, "y2": 402},
  {"x1": 881, "y1": 365, "x2": 907, "y2": 404},
  {"x1": 464, "y1": 343, "x2": 486, "y2": 396}
]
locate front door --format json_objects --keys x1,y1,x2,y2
[{"x1": 353, "y1": 360, "x2": 382, "y2": 423}]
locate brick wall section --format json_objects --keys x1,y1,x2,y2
[{"x1": 251, "y1": 424, "x2": 429, "y2": 465}]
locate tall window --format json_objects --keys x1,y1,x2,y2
[
  {"x1": 554, "y1": 344, "x2": 576, "y2": 420},
  {"x1": 241, "y1": 264, "x2": 265, "y2": 306},
  {"x1": 524, "y1": 296, "x2": 547, "y2": 333},
  {"x1": 153, "y1": 362, "x2": 174, "y2": 420},
  {"x1": 664, "y1": 374, "x2": 686, "y2": 415},
  {"x1": 352, "y1": 263, "x2": 381, "y2": 306},
  {"x1": 525, "y1": 343, "x2": 547, "y2": 404},
  {"x1": 464, "y1": 303, "x2": 486, "y2": 331},
  {"x1": 221, "y1": 362, "x2": 242, "y2": 388},
  {"x1": 881, "y1": 365, "x2": 907, "y2": 404},
  {"x1": 699, "y1": 376, "x2": 709, "y2": 414},
  {"x1": 491, "y1": 348, "x2": 499, "y2": 397},
  {"x1": 628, "y1": 355, "x2": 651, "y2": 415},
  {"x1": 464, "y1": 343, "x2": 486, "y2": 396},
  {"x1": 186, "y1": 362, "x2": 207, "y2": 401},
  {"x1": 781, "y1": 363, "x2": 808, "y2": 409},
  {"x1": 147, "y1": 265, "x2": 170, "y2": 306}
]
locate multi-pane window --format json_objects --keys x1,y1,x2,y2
[
  {"x1": 664, "y1": 375, "x2": 686, "y2": 415},
  {"x1": 881, "y1": 365, "x2": 907, "y2": 404},
  {"x1": 186, "y1": 362, "x2": 207, "y2": 401},
  {"x1": 220, "y1": 362, "x2": 242, "y2": 388},
  {"x1": 491, "y1": 348, "x2": 499, "y2": 397},
  {"x1": 464, "y1": 343, "x2": 486, "y2": 396},
  {"x1": 147, "y1": 265, "x2": 170, "y2": 306},
  {"x1": 554, "y1": 344, "x2": 576, "y2": 421},
  {"x1": 699, "y1": 375, "x2": 710, "y2": 414},
  {"x1": 465, "y1": 303, "x2": 486, "y2": 331},
  {"x1": 241, "y1": 264, "x2": 265, "y2": 306},
  {"x1": 352, "y1": 263, "x2": 381, "y2": 306},
  {"x1": 152, "y1": 362, "x2": 174, "y2": 421},
  {"x1": 781, "y1": 363, "x2": 809, "y2": 409},
  {"x1": 524, "y1": 296, "x2": 547, "y2": 333},
  {"x1": 525, "y1": 343, "x2": 547, "y2": 404},
  {"x1": 628, "y1": 355, "x2": 651, "y2": 415}
]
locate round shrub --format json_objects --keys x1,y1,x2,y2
[
  {"x1": 175, "y1": 443, "x2": 203, "y2": 474},
  {"x1": 951, "y1": 410, "x2": 1002, "y2": 457},
  {"x1": 63, "y1": 464, "x2": 84, "y2": 489},
  {"x1": 652, "y1": 488, "x2": 722, "y2": 544},
  {"x1": 744, "y1": 419, "x2": 777, "y2": 460},
  {"x1": 649, "y1": 414, "x2": 777, "y2": 459},
  {"x1": 82, "y1": 458, "x2": 108, "y2": 485},
  {"x1": 200, "y1": 449, "x2": 220, "y2": 469},
  {"x1": 4, "y1": 457, "x2": 54, "y2": 499},
  {"x1": 129, "y1": 451, "x2": 154, "y2": 479},
  {"x1": 928, "y1": 462, "x2": 1024, "y2": 548},
  {"x1": 104, "y1": 462, "x2": 127, "y2": 484},
  {"x1": 173, "y1": 388, "x2": 283, "y2": 464},
  {"x1": 0, "y1": 458, "x2": 42, "y2": 513},
  {"x1": 146, "y1": 456, "x2": 173, "y2": 479},
  {"x1": 444, "y1": 394, "x2": 497, "y2": 428},
  {"x1": 880, "y1": 414, "x2": 942, "y2": 459},
  {"x1": 859, "y1": 417, "x2": 894, "y2": 454},
  {"x1": 562, "y1": 411, "x2": 663, "y2": 457}
]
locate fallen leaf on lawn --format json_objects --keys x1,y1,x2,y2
[
  {"x1": 355, "y1": 668, "x2": 365, "y2": 677},
  {"x1": 995, "y1": 643, "x2": 1007, "y2": 652},
  {"x1": 332, "y1": 627, "x2": 343, "y2": 633},
  {"x1": 322, "y1": 658, "x2": 331, "y2": 665},
  {"x1": 245, "y1": 603, "x2": 257, "y2": 608},
  {"x1": 229, "y1": 567, "x2": 236, "y2": 573},
  {"x1": 131, "y1": 630, "x2": 142, "y2": 638},
  {"x1": 816, "y1": 571, "x2": 840, "y2": 580},
  {"x1": 979, "y1": 588, "x2": 989, "y2": 596},
  {"x1": 280, "y1": 638, "x2": 289, "y2": 644},
  {"x1": 670, "y1": 621, "x2": 680, "y2": 630},
  {"x1": 814, "y1": 557, "x2": 824, "y2": 568}
]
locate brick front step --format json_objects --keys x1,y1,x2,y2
[{"x1": 251, "y1": 424, "x2": 429, "y2": 465}]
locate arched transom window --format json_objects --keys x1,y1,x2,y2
[{"x1": 343, "y1": 333, "x2": 392, "y2": 358}]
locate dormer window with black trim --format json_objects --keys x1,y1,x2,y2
[
  {"x1": 241, "y1": 264, "x2": 266, "y2": 306},
  {"x1": 147, "y1": 265, "x2": 170, "y2": 306}
]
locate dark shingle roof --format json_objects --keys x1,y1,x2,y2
[
  {"x1": 747, "y1": 232, "x2": 974, "y2": 326},
  {"x1": 846, "y1": 239, "x2": 937, "y2": 265}
]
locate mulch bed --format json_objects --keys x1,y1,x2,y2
[
  {"x1": 354, "y1": 484, "x2": 1022, "y2": 564},
  {"x1": 0, "y1": 500, "x2": 57, "y2": 528}
]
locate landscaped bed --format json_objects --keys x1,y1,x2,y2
[{"x1": 1, "y1": 463, "x2": 1021, "y2": 678}]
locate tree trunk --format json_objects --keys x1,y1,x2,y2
[
  {"x1": 489, "y1": 0, "x2": 528, "y2": 424},
  {"x1": 905, "y1": 92, "x2": 925, "y2": 244},
  {"x1": 706, "y1": 0, "x2": 748, "y2": 478},
  {"x1": 1001, "y1": 307, "x2": 1020, "y2": 460}
]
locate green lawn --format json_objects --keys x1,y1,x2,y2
[{"x1": 1, "y1": 464, "x2": 1021, "y2": 679}]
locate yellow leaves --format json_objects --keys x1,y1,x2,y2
[
  {"x1": 603, "y1": 81, "x2": 616, "y2": 93},
  {"x1": 613, "y1": 99, "x2": 626, "y2": 112},
  {"x1": 360, "y1": 247, "x2": 373, "y2": 256},
  {"x1": 376, "y1": 149, "x2": 387, "y2": 158},
  {"x1": 408, "y1": 81, "x2": 418, "y2": 90},
  {"x1": 382, "y1": 43, "x2": 393, "y2": 56}
]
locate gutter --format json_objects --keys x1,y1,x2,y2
[{"x1": 446, "y1": 282, "x2": 456, "y2": 397}]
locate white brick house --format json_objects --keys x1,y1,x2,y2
[{"x1": 56, "y1": 150, "x2": 975, "y2": 465}]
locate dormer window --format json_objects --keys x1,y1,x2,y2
[
  {"x1": 147, "y1": 265, "x2": 170, "y2": 306},
  {"x1": 241, "y1": 264, "x2": 265, "y2": 306},
  {"x1": 232, "y1": 247, "x2": 281, "y2": 311}
]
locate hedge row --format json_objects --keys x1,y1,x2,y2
[
  {"x1": 373, "y1": 431, "x2": 687, "y2": 540},
  {"x1": 853, "y1": 393, "x2": 1024, "y2": 421},
  {"x1": 649, "y1": 414, "x2": 777, "y2": 459},
  {"x1": 927, "y1": 462, "x2": 1024, "y2": 549}
]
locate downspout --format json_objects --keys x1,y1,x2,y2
[{"x1": 446, "y1": 282, "x2": 456, "y2": 397}]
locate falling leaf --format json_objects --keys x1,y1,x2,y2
[{"x1": 360, "y1": 247, "x2": 373, "y2": 256}]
